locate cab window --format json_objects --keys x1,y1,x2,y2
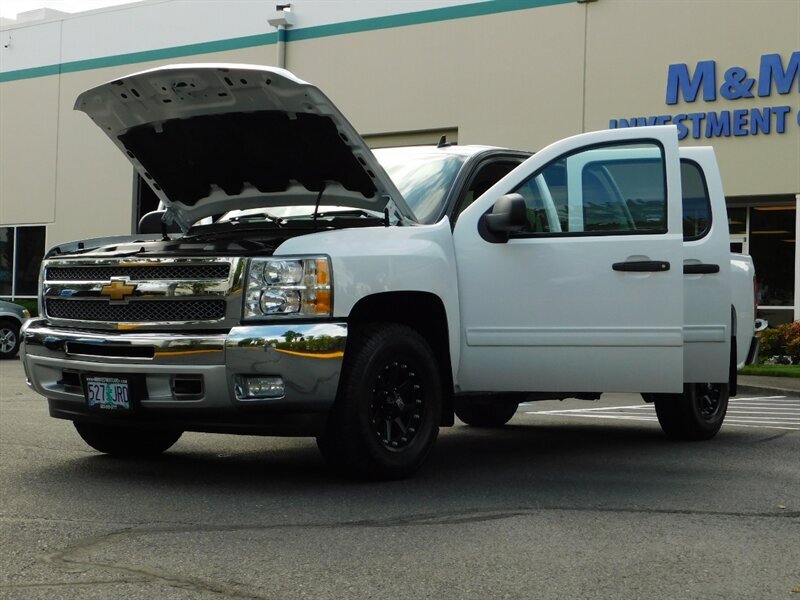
[{"x1": 511, "y1": 142, "x2": 667, "y2": 236}]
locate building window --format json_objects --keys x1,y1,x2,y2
[
  {"x1": 750, "y1": 206, "x2": 796, "y2": 307},
  {"x1": 728, "y1": 204, "x2": 796, "y2": 325},
  {"x1": 0, "y1": 225, "x2": 46, "y2": 299}
]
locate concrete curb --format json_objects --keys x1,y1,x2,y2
[{"x1": 735, "y1": 384, "x2": 800, "y2": 397}]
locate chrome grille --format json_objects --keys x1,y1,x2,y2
[
  {"x1": 42, "y1": 257, "x2": 243, "y2": 330},
  {"x1": 46, "y1": 299, "x2": 226, "y2": 322},
  {"x1": 46, "y1": 264, "x2": 230, "y2": 281}
]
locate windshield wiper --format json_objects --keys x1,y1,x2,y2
[
  {"x1": 227, "y1": 212, "x2": 284, "y2": 227},
  {"x1": 311, "y1": 208, "x2": 384, "y2": 220},
  {"x1": 312, "y1": 185, "x2": 326, "y2": 231}
]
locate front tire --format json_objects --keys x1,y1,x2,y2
[
  {"x1": 317, "y1": 323, "x2": 442, "y2": 480},
  {"x1": 0, "y1": 319, "x2": 21, "y2": 359},
  {"x1": 73, "y1": 422, "x2": 182, "y2": 456},
  {"x1": 653, "y1": 383, "x2": 729, "y2": 441},
  {"x1": 455, "y1": 396, "x2": 519, "y2": 427}
]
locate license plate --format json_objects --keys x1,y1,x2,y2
[{"x1": 84, "y1": 376, "x2": 131, "y2": 411}]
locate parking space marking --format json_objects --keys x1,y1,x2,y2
[{"x1": 525, "y1": 396, "x2": 800, "y2": 431}]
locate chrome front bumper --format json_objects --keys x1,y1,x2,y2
[{"x1": 21, "y1": 318, "x2": 346, "y2": 434}]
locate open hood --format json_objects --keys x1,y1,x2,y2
[{"x1": 75, "y1": 64, "x2": 416, "y2": 230}]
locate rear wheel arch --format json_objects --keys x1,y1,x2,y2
[{"x1": 347, "y1": 291, "x2": 454, "y2": 426}]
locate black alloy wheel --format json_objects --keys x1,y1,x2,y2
[
  {"x1": 370, "y1": 360, "x2": 426, "y2": 451},
  {"x1": 653, "y1": 382, "x2": 729, "y2": 441},
  {"x1": 317, "y1": 323, "x2": 442, "y2": 480},
  {"x1": 695, "y1": 382, "x2": 726, "y2": 420}
]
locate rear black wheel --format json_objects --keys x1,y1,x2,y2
[
  {"x1": 653, "y1": 382, "x2": 729, "y2": 441},
  {"x1": 73, "y1": 422, "x2": 182, "y2": 456},
  {"x1": 455, "y1": 396, "x2": 519, "y2": 427},
  {"x1": 317, "y1": 323, "x2": 442, "y2": 480}
]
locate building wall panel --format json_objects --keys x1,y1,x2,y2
[
  {"x1": 286, "y1": 3, "x2": 585, "y2": 152},
  {"x1": 0, "y1": 75, "x2": 58, "y2": 225},
  {"x1": 584, "y1": 0, "x2": 800, "y2": 197}
]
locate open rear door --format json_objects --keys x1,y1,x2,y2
[
  {"x1": 453, "y1": 126, "x2": 684, "y2": 394},
  {"x1": 680, "y1": 148, "x2": 731, "y2": 383}
]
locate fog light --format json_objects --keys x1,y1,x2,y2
[{"x1": 234, "y1": 376, "x2": 285, "y2": 400}]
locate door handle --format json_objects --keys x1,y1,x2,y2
[
  {"x1": 683, "y1": 263, "x2": 720, "y2": 274},
  {"x1": 612, "y1": 260, "x2": 670, "y2": 272}
]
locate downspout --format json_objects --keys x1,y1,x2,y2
[
  {"x1": 268, "y1": 4, "x2": 295, "y2": 69},
  {"x1": 276, "y1": 25, "x2": 287, "y2": 69},
  {"x1": 795, "y1": 193, "x2": 800, "y2": 321},
  {"x1": 577, "y1": 0, "x2": 597, "y2": 132}
]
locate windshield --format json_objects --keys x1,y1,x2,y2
[
  {"x1": 374, "y1": 148, "x2": 466, "y2": 223},
  {"x1": 192, "y1": 204, "x2": 384, "y2": 237},
  {"x1": 218, "y1": 205, "x2": 381, "y2": 222},
  {"x1": 194, "y1": 148, "x2": 467, "y2": 230}
]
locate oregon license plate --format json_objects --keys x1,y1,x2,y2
[{"x1": 84, "y1": 376, "x2": 131, "y2": 411}]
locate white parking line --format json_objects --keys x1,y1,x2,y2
[
  {"x1": 525, "y1": 396, "x2": 800, "y2": 431},
  {"x1": 728, "y1": 407, "x2": 800, "y2": 417}
]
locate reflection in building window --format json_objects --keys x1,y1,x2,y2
[
  {"x1": 0, "y1": 225, "x2": 46, "y2": 299},
  {"x1": 0, "y1": 227, "x2": 14, "y2": 297},
  {"x1": 749, "y1": 206, "x2": 796, "y2": 308}
]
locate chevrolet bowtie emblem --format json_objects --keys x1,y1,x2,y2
[{"x1": 100, "y1": 279, "x2": 137, "y2": 301}]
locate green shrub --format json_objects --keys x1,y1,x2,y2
[
  {"x1": 758, "y1": 320, "x2": 800, "y2": 364},
  {"x1": 787, "y1": 338, "x2": 800, "y2": 365},
  {"x1": 758, "y1": 326, "x2": 784, "y2": 362},
  {"x1": 785, "y1": 321, "x2": 800, "y2": 365}
]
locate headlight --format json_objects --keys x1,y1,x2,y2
[{"x1": 244, "y1": 257, "x2": 332, "y2": 319}]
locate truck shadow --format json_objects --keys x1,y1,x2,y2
[{"x1": 22, "y1": 419, "x2": 734, "y2": 503}]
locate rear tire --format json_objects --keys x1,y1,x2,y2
[
  {"x1": 653, "y1": 383, "x2": 729, "y2": 441},
  {"x1": 317, "y1": 323, "x2": 442, "y2": 480},
  {"x1": 455, "y1": 396, "x2": 519, "y2": 427},
  {"x1": 73, "y1": 422, "x2": 182, "y2": 456}
]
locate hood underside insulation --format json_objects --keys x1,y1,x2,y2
[{"x1": 119, "y1": 110, "x2": 377, "y2": 206}]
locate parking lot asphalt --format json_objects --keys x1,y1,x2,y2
[{"x1": 1, "y1": 357, "x2": 798, "y2": 599}]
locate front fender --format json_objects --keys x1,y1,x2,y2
[{"x1": 275, "y1": 220, "x2": 460, "y2": 374}]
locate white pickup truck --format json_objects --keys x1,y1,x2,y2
[{"x1": 21, "y1": 65, "x2": 758, "y2": 479}]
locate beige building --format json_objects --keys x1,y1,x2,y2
[{"x1": 1, "y1": 0, "x2": 798, "y2": 321}]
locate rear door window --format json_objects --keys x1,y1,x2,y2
[{"x1": 680, "y1": 160, "x2": 711, "y2": 240}]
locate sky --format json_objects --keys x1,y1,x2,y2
[{"x1": 0, "y1": 0, "x2": 138, "y2": 19}]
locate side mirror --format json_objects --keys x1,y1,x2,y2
[
  {"x1": 138, "y1": 210, "x2": 181, "y2": 235},
  {"x1": 484, "y1": 193, "x2": 528, "y2": 239}
]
